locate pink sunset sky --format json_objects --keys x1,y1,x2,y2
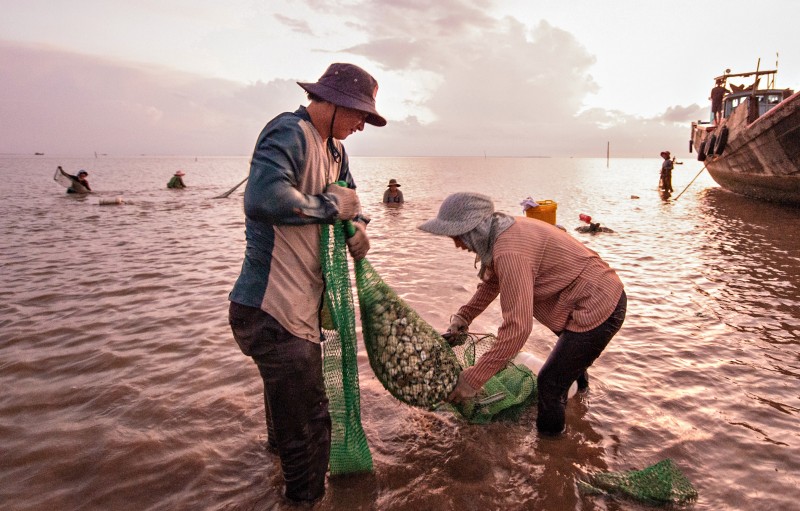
[{"x1": 1, "y1": 0, "x2": 798, "y2": 158}]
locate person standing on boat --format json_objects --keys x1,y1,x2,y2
[
  {"x1": 227, "y1": 63, "x2": 384, "y2": 504},
  {"x1": 710, "y1": 78, "x2": 729, "y2": 124},
  {"x1": 660, "y1": 151, "x2": 674, "y2": 193},
  {"x1": 382, "y1": 178, "x2": 404, "y2": 203},
  {"x1": 418, "y1": 192, "x2": 626, "y2": 436}
]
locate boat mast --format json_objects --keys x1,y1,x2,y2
[
  {"x1": 773, "y1": 52, "x2": 779, "y2": 88},
  {"x1": 752, "y1": 58, "x2": 760, "y2": 95}
]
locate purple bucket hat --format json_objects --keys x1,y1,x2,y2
[{"x1": 298, "y1": 63, "x2": 387, "y2": 127}]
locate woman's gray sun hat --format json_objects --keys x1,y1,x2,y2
[
  {"x1": 298, "y1": 63, "x2": 387, "y2": 127},
  {"x1": 417, "y1": 192, "x2": 495, "y2": 237}
]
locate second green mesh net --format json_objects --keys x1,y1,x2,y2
[
  {"x1": 320, "y1": 222, "x2": 372, "y2": 475},
  {"x1": 579, "y1": 458, "x2": 698, "y2": 506}
]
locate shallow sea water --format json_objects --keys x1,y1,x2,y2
[{"x1": 0, "y1": 155, "x2": 798, "y2": 510}]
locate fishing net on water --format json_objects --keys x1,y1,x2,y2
[
  {"x1": 578, "y1": 458, "x2": 698, "y2": 506},
  {"x1": 355, "y1": 259, "x2": 537, "y2": 424},
  {"x1": 319, "y1": 221, "x2": 373, "y2": 475}
]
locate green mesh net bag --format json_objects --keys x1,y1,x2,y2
[
  {"x1": 355, "y1": 258, "x2": 461, "y2": 407},
  {"x1": 355, "y1": 260, "x2": 536, "y2": 423},
  {"x1": 578, "y1": 458, "x2": 698, "y2": 506},
  {"x1": 448, "y1": 333, "x2": 537, "y2": 424},
  {"x1": 320, "y1": 221, "x2": 373, "y2": 475}
]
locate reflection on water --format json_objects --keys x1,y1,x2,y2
[
  {"x1": 697, "y1": 187, "x2": 800, "y2": 346},
  {"x1": 0, "y1": 155, "x2": 798, "y2": 510}
]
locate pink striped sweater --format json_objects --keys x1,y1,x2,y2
[{"x1": 456, "y1": 217, "x2": 624, "y2": 390}]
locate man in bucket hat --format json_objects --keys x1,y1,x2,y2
[
  {"x1": 228, "y1": 62, "x2": 385, "y2": 503},
  {"x1": 418, "y1": 192, "x2": 626, "y2": 435},
  {"x1": 382, "y1": 178, "x2": 404, "y2": 203}
]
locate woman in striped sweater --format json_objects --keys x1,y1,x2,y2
[{"x1": 418, "y1": 192, "x2": 626, "y2": 435}]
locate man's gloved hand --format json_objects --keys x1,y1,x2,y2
[
  {"x1": 325, "y1": 183, "x2": 361, "y2": 221},
  {"x1": 447, "y1": 371, "x2": 478, "y2": 404},
  {"x1": 346, "y1": 221, "x2": 370, "y2": 261}
]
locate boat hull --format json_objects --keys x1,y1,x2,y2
[
  {"x1": 692, "y1": 90, "x2": 800, "y2": 205},
  {"x1": 706, "y1": 167, "x2": 800, "y2": 203}
]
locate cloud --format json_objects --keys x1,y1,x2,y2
[
  {"x1": 328, "y1": 1, "x2": 691, "y2": 157},
  {"x1": 273, "y1": 14, "x2": 314, "y2": 35},
  {"x1": 0, "y1": 40, "x2": 306, "y2": 156},
  {"x1": 661, "y1": 104, "x2": 707, "y2": 123},
  {"x1": 306, "y1": 0, "x2": 690, "y2": 157}
]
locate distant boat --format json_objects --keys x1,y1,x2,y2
[
  {"x1": 34, "y1": 152, "x2": 44, "y2": 156},
  {"x1": 690, "y1": 67, "x2": 800, "y2": 204}
]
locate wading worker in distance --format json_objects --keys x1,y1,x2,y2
[
  {"x1": 227, "y1": 63, "x2": 385, "y2": 503},
  {"x1": 418, "y1": 192, "x2": 626, "y2": 435},
  {"x1": 382, "y1": 178, "x2": 404, "y2": 203},
  {"x1": 167, "y1": 170, "x2": 186, "y2": 189},
  {"x1": 58, "y1": 166, "x2": 91, "y2": 194},
  {"x1": 660, "y1": 150, "x2": 674, "y2": 193}
]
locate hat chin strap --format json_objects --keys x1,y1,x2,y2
[{"x1": 327, "y1": 106, "x2": 342, "y2": 163}]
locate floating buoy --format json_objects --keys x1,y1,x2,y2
[{"x1": 99, "y1": 197, "x2": 125, "y2": 206}]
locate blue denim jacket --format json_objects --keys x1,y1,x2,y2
[{"x1": 229, "y1": 106, "x2": 358, "y2": 341}]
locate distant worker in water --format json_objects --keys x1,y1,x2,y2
[
  {"x1": 710, "y1": 78, "x2": 729, "y2": 124},
  {"x1": 58, "y1": 166, "x2": 92, "y2": 194},
  {"x1": 659, "y1": 151, "x2": 674, "y2": 193},
  {"x1": 382, "y1": 178, "x2": 404, "y2": 204},
  {"x1": 575, "y1": 214, "x2": 615, "y2": 234},
  {"x1": 167, "y1": 170, "x2": 187, "y2": 189}
]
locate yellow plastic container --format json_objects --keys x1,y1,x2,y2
[{"x1": 524, "y1": 200, "x2": 557, "y2": 225}]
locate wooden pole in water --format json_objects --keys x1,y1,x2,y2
[
  {"x1": 672, "y1": 165, "x2": 707, "y2": 201},
  {"x1": 213, "y1": 176, "x2": 248, "y2": 199},
  {"x1": 606, "y1": 142, "x2": 610, "y2": 168}
]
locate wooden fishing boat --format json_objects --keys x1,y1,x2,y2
[{"x1": 690, "y1": 68, "x2": 800, "y2": 205}]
